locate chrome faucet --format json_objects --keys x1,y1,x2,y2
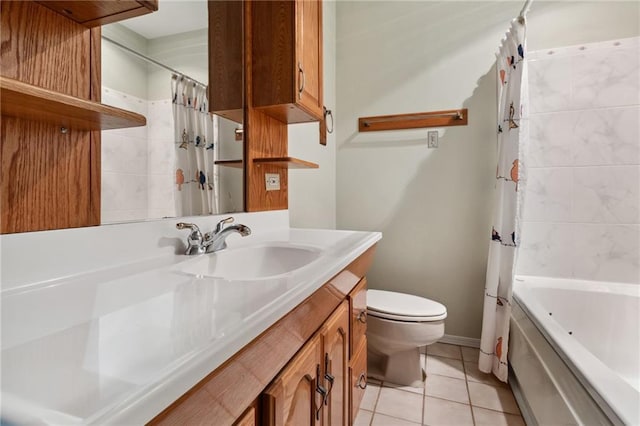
[{"x1": 177, "y1": 217, "x2": 251, "y2": 255}]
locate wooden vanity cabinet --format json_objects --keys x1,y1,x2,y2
[
  {"x1": 148, "y1": 246, "x2": 376, "y2": 426},
  {"x1": 262, "y1": 333, "x2": 324, "y2": 426},
  {"x1": 251, "y1": 0, "x2": 323, "y2": 123}
]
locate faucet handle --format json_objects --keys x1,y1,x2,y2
[
  {"x1": 176, "y1": 222, "x2": 205, "y2": 255},
  {"x1": 214, "y1": 216, "x2": 235, "y2": 234},
  {"x1": 176, "y1": 222, "x2": 203, "y2": 241}
]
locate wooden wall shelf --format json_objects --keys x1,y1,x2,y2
[
  {"x1": 358, "y1": 108, "x2": 468, "y2": 132},
  {"x1": 0, "y1": 77, "x2": 146, "y2": 131},
  {"x1": 254, "y1": 157, "x2": 319, "y2": 169},
  {"x1": 214, "y1": 159, "x2": 243, "y2": 169}
]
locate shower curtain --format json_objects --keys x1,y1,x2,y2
[
  {"x1": 479, "y1": 19, "x2": 528, "y2": 382},
  {"x1": 172, "y1": 75, "x2": 219, "y2": 216}
]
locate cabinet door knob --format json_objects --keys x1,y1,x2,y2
[
  {"x1": 298, "y1": 62, "x2": 305, "y2": 99},
  {"x1": 357, "y1": 373, "x2": 367, "y2": 390},
  {"x1": 357, "y1": 311, "x2": 367, "y2": 324}
]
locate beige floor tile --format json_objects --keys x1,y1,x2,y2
[
  {"x1": 472, "y1": 406, "x2": 526, "y2": 426},
  {"x1": 354, "y1": 409, "x2": 373, "y2": 426},
  {"x1": 468, "y1": 382, "x2": 520, "y2": 415},
  {"x1": 427, "y1": 343, "x2": 462, "y2": 360},
  {"x1": 424, "y1": 374, "x2": 469, "y2": 404},
  {"x1": 375, "y1": 387, "x2": 424, "y2": 424},
  {"x1": 423, "y1": 396, "x2": 474, "y2": 426},
  {"x1": 360, "y1": 381, "x2": 381, "y2": 411},
  {"x1": 383, "y1": 380, "x2": 425, "y2": 395},
  {"x1": 464, "y1": 361, "x2": 508, "y2": 387},
  {"x1": 371, "y1": 413, "x2": 421, "y2": 426},
  {"x1": 461, "y1": 346, "x2": 480, "y2": 362},
  {"x1": 426, "y1": 355, "x2": 465, "y2": 380}
]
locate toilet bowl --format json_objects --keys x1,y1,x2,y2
[{"x1": 367, "y1": 289, "x2": 447, "y2": 387}]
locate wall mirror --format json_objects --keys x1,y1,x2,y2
[{"x1": 100, "y1": 0, "x2": 244, "y2": 224}]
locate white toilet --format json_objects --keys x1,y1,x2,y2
[{"x1": 367, "y1": 289, "x2": 447, "y2": 387}]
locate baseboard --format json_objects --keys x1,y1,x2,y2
[{"x1": 439, "y1": 334, "x2": 480, "y2": 348}]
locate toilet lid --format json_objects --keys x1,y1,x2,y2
[{"x1": 367, "y1": 289, "x2": 447, "y2": 321}]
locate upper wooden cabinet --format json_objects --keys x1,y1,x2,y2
[
  {"x1": 34, "y1": 0, "x2": 158, "y2": 27},
  {"x1": 251, "y1": 0, "x2": 323, "y2": 124}
]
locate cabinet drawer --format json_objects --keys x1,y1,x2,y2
[
  {"x1": 349, "y1": 278, "x2": 367, "y2": 359},
  {"x1": 349, "y1": 337, "x2": 367, "y2": 423}
]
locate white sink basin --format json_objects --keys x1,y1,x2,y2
[{"x1": 176, "y1": 244, "x2": 322, "y2": 280}]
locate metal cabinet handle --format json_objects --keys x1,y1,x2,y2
[
  {"x1": 323, "y1": 353, "x2": 334, "y2": 406},
  {"x1": 298, "y1": 62, "x2": 305, "y2": 99},
  {"x1": 315, "y1": 364, "x2": 326, "y2": 420},
  {"x1": 357, "y1": 311, "x2": 367, "y2": 324},
  {"x1": 324, "y1": 107, "x2": 334, "y2": 134},
  {"x1": 357, "y1": 373, "x2": 367, "y2": 390}
]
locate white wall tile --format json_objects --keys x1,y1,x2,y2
[
  {"x1": 102, "y1": 172, "x2": 148, "y2": 212},
  {"x1": 572, "y1": 224, "x2": 640, "y2": 283},
  {"x1": 517, "y1": 222, "x2": 574, "y2": 278},
  {"x1": 572, "y1": 166, "x2": 639, "y2": 224},
  {"x1": 523, "y1": 168, "x2": 572, "y2": 222},
  {"x1": 528, "y1": 57, "x2": 572, "y2": 114},
  {"x1": 572, "y1": 48, "x2": 640, "y2": 109},
  {"x1": 528, "y1": 112, "x2": 576, "y2": 167},
  {"x1": 520, "y1": 37, "x2": 640, "y2": 283},
  {"x1": 572, "y1": 107, "x2": 640, "y2": 166}
]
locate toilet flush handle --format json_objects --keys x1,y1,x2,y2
[{"x1": 357, "y1": 311, "x2": 367, "y2": 324}]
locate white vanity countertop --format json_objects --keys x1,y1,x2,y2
[{"x1": 0, "y1": 225, "x2": 381, "y2": 425}]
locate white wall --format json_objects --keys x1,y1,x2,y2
[
  {"x1": 288, "y1": 0, "x2": 337, "y2": 230},
  {"x1": 517, "y1": 36, "x2": 639, "y2": 284},
  {"x1": 335, "y1": 1, "x2": 640, "y2": 338}
]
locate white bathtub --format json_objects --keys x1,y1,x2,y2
[{"x1": 511, "y1": 275, "x2": 639, "y2": 426}]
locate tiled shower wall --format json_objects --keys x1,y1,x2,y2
[
  {"x1": 101, "y1": 88, "x2": 175, "y2": 223},
  {"x1": 517, "y1": 36, "x2": 640, "y2": 284}
]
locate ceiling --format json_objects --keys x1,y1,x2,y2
[{"x1": 120, "y1": 0, "x2": 208, "y2": 40}]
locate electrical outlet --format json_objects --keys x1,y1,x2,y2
[
  {"x1": 427, "y1": 131, "x2": 439, "y2": 148},
  {"x1": 265, "y1": 173, "x2": 280, "y2": 191}
]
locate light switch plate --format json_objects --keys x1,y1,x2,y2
[
  {"x1": 427, "y1": 131, "x2": 438, "y2": 148},
  {"x1": 265, "y1": 173, "x2": 280, "y2": 191}
]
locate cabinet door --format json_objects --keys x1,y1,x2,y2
[
  {"x1": 322, "y1": 301, "x2": 349, "y2": 426},
  {"x1": 263, "y1": 333, "x2": 324, "y2": 426},
  {"x1": 349, "y1": 337, "x2": 368, "y2": 424},
  {"x1": 294, "y1": 0, "x2": 323, "y2": 120},
  {"x1": 349, "y1": 278, "x2": 367, "y2": 359}
]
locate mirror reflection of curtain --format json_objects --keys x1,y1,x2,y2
[{"x1": 172, "y1": 76, "x2": 219, "y2": 216}]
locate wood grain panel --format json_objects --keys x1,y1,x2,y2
[
  {"x1": 1, "y1": 1, "x2": 90, "y2": 97},
  {"x1": 251, "y1": 1, "x2": 295, "y2": 108},
  {"x1": 349, "y1": 278, "x2": 367, "y2": 360},
  {"x1": 349, "y1": 337, "x2": 368, "y2": 424},
  {"x1": 245, "y1": 1, "x2": 288, "y2": 212},
  {"x1": 0, "y1": 1, "x2": 97, "y2": 233},
  {"x1": 323, "y1": 301, "x2": 349, "y2": 426},
  {"x1": 0, "y1": 77, "x2": 147, "y2": 130},
  {"x1": 209, "y1": 1, "x2": 243, "y2": 119},
  {"x1": 1, "y1": 119, "x2": 93, "y2": 232},
  {"x1": 254, "y1": 157, "x2": 318, "y2": 169},
  {"x1": 295, "y1": 0, "x2": 323, "y2": 119},
  {"x1": 148, "y1": 248, "x2": 376, "y2": 426},
  {"x1": 89, "y1": 27, "x2": 102, "y2": 227},
  {"x1": 359, "y1": 109, "x2": 468, "y2": 132},
  {"x1": 35, "y1": 1, "x2": 157, "y2": 27}
]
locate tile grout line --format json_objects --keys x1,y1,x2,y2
[{"x1": 460, "y1": 346, "x2": 477, "y2": 426}]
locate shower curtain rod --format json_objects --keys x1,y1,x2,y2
[{"x1": 101, "y1": 35, "x2": 207, "y2": 89}]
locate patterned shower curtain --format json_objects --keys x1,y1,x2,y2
[
  {"x1": 479, "y1": 19, "x2": 528, "y2": 382},
  {"x1": 172, "y1": 75, "x2": 219, "y2": 216}
]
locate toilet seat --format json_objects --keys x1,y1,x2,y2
[{"x1": 367, "y1": 289, "x2": 447, "y2": 322}]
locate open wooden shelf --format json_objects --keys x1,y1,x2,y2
[
  {"x1": 0, "y1": 76, "x2": 146, "y2": 131},
  {"x1": 254, "y1": 157, "x2": 319, "y2": 169},
  {"x1": 215, "y1": 159, "x2": 244, "y2": 169}
]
